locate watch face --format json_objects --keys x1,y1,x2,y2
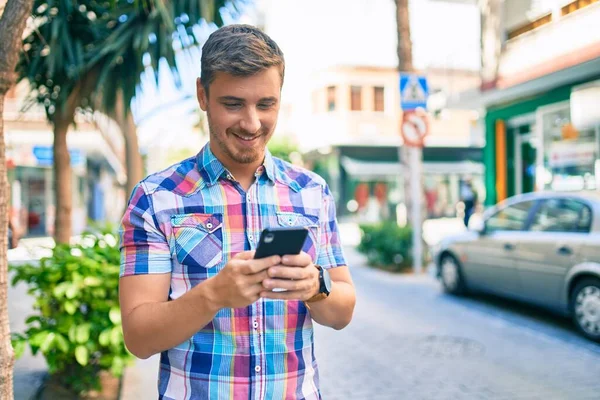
[{"x1": 321, "y1": 267, "x2": 332, "y2": 294}]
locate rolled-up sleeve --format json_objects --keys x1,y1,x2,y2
[
  {"x1": 119, "y1": 183, "x2": 172, "y2": 277},
  {"x1": 316, "y1": 184, "x2": 347, "y2": 269}
]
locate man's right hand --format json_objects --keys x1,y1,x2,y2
[{"x1": 206, "y1": 251, "x2": 281, "y2": 309}]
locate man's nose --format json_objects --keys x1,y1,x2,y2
[{"x1": 239, "y1": 108, "x2": 261, "y2": 134}]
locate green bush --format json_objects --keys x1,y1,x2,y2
[
  {"x1": 10, "y1": 226, "x2": 133, "y2": 396},
  {"x1": 357, "y1": 222, "x2": 413, "y2": 272}
]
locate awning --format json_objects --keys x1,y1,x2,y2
[{"x1": 340, "y1": 156, "x2": 484, "y2": 179}]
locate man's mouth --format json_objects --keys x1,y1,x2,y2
[{"x1": 233, "y1": 133, "x2": 260, "y2": 142}]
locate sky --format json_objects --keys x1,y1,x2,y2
[{"x1": 133, "y1": 0, "x2": 480, "y2": 149}]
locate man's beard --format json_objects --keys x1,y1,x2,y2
[{"x1": 207, "y1": 112, "x2": 265, "y2": 165}]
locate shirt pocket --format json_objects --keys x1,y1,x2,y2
[
  {"x1": 276, "y1": 212, "x2": 320, "y2": 261},
  {"x1": 170, "y1": 213, "x2": 223, "y2": 270}
]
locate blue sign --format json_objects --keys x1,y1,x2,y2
[
  {"x1": 32, "y1": 145, "x2": 86, "y2": 167},
  {"x1": 399, "y1": 74, "x2": 429, "y2": 111}
]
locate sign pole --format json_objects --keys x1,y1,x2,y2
[
  {"x1": 399, "y1": 73, "x2": 429, "y2": 275},
  {"x1": 410, "y1": 146, "x2": 423, "y2": 274}
]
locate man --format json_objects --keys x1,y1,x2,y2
[{"x1": 119, "y1": 24, "x2": 356, "y2": 400}]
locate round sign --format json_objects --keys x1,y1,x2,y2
[{"x1": 401, "y1": 109, "x2": 429, "y2": 147}]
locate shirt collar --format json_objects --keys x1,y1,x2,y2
[{"x1": 197, "y1": 143, "x2": 277, "y2": 186}]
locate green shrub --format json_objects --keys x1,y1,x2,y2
[
  {"x1": 357, "y1": 222, "x2": 413, "y2": 272},
  {"x1": 10, "y1": 225, "x2": 133, "y2": 396}
]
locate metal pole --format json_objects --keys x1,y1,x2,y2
[{"x1": 410, "y1": 146, "x2": 423, "y2": 274}]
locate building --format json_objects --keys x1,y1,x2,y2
[
  {"x1": 5, "y1": 83, "x2": 126, "y2": 238},
  {"x1": 302, "y1": 65, "x2": 484, "y2": 221},
  {"x1": 470, "y1": 0, "x2": 600, "y2": 205}
]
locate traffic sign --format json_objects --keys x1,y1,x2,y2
[
  {"x1": 399, "y1": 74, "x2": 429, "y2": 111},
  {"x1": 401, "y1": 109, "x2": 429, "y2": 147}
]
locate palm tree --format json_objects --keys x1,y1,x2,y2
[
  {"x1": 0, "y1": 0, "x2": 35, "y2": 396},
  {"x1": 89, "y1": 0, "x2": 241, "y2": 199},
  {"x1": 19, "y1": 0, "x2": 244, "y2": 244}
]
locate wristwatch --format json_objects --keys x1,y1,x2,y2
[{"x1": 306, "y1": 265, "x2": 332, "y2": 303}]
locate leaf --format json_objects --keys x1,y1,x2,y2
[
  {"x1": 111, "y1": 356, "x2": 125, "y2": 376},
  {"x1": 64, "y1": 301, "x2": 77, "y2": 315},
  {"x1": 83, "y1": 276, "x2": 102, "y2": 287},
  {"x1": 76, "y1": 324, "x2": 91, "y2": 344},
  {"x1": 12, "y1": 340, "x2": 27, "y2": 359},
  {"x1": 25, "y1": 316, "x2": 42, "y2": 324},
  {"x1": 54, "y1": 333, "x2": 69, "y2": 353},
  {"x1": 40, "y1": 332, "x2": 56, "y2": 353},
  {"x1": 109, "y1": 307, "x2": 121, "y2": 325},
  {"x1": 75, "y1": 345, "x2": 89, "y2": 366},
  {"x1": 53, "y1": 282, "x2": 69, "y2": 298},
  {"x1": 99, "y1": 329, "x2": 111, "y2": 347},
  {"x1": 110, "y1": 326, "x2": 122, "y2": 347},
  {"x1": 30, "y1": 331, "x2": 49, "y2": 347},
  {"x1": 65, "y1": 284, "x2": 79, "y2": 299},
  {"x1": 68, "y1": 325, "x2": 77, "y2": 342}
]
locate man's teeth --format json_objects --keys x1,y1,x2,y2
[{"x1": 238, "y1": 135, "x2": 256, "y2": 141}]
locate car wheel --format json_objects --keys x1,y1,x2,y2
[
  {"x1": 571, "y1": 278, "x2": 600, "y2": 343},
  {"x1": 440, "y1": 254, "x2": 467, "y2": 295}
]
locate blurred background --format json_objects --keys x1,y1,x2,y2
[{"x1": 5, "y1": 0, "x2": 600, "y2": 399}]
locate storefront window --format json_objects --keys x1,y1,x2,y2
[{"x1": 539, "y1": 103, "x2": 599, "y2": 191}]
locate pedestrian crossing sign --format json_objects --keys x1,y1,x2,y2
[{"x1": 399, "y1": 74, "x2": 429, "y2": 111}]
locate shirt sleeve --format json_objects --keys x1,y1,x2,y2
[
  {"x1": 119, "y1": 182, "x2": 172, "y2": 277},
  {"x1": 316, "y1": 184, "x2": 347, "y2": 269}
]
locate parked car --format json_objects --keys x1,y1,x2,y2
[{"x1": 433, "y1": 191, "x2": 600, "y2": 342}]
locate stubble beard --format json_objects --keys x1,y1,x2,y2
[{"x1": 207, "y1": 112, "x2": 263, "y2": 165}]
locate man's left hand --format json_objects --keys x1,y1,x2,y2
[{"x1": 260, "y1": 252, "x2": 320, "y2": 300}]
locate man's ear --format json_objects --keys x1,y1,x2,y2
[{"x1": 197, "y1": 78, "x2": 208, "y2": 111}]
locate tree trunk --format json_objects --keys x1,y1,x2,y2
[
  {"x1": 0, "y1": 92, "x2": 13, "y2": 400},
  {"x1": 53, "y1": 116, "x2": 73, "y2": 244},
  {"x1": 0, "y1": 0, "x2": 35, "y2": 397},
  {"x1": 480, "y1": 0, "x2": 503, "y2": 90},
  {"x1": 115, "y1": 90, "x2": 143, "y2": 201}
]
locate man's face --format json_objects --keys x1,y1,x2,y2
[{"x1": 197, "y1": 67, "x2": 281, "y2": 167}]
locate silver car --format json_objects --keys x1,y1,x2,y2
[{"x1": 433, "y1": 191, "x2": 600, "y2": 342}]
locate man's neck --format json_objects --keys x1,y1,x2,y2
[{"x1": 210, "y1": 145, "x2": 264, "y2": 191}]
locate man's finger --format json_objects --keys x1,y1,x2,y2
[
  {"x1": 281, "y1": 251, "x2": 312, "y2": 267},
  {"x1": 267, "y1": 265, "x2": 308, "y2": 280},
  {"x1": 245, "y1": 255, "x2": 281, "y2": 274},
  {"x1": 234, "y1": 250, "x2": 256, "y2": 260}
]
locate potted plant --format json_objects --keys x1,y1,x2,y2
[{"x1": 11, "y1": 226, "x2": 133, "y2": 399}]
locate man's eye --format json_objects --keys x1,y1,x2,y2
[
  {"x1": 224, "y1": 103, "x2": 242, "y2": 108},
  {"x1": 258, "y1": 103, "x2": 274, "y2": 110}
]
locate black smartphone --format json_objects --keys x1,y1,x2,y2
[{"x1": 254, "y1": 227, "x2": 309, "y2": 259}]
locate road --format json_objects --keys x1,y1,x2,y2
[{"x1": 315, "y1": 247, "x2": 600, "y2": 400}]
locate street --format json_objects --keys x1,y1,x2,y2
[
  {"x1": 11, "y1": 244, "x2": 600, "y2": 400},
  {"x1": 315, "y1": 247, "x2": 600, "y2": 400}
]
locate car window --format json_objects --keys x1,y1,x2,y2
[
  {"x1": 486, "y1": 200, "x2": 535, "y2": 232},
  {"x1": 530, "y1": 199, "x2": 591, "y2": 233}
]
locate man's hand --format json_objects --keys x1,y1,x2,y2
[
  {"x1": 260, "y1": 252, "x2": 320, "y2": 300},
  {"x1": 207, "y1": 251, "x2": 281, "y2": 309}
]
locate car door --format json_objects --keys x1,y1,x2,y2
[
  {"x1": 461, "y1": 199, "x2": 537, "y2": 296},
  {"x1": 515, "y1": 198, "x2": 589, "y2": 308}
]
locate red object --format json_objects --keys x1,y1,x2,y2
[{"x1": 401, "y1": 109, "x2": 429, "y2": 148}]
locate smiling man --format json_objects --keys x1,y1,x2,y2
[{"x1": 118, "y1": 25, "x2": 356, "y2": 400}]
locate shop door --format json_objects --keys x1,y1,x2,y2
[{"x1": 515, "y1": 134, "x2": 537, "y2": 195}]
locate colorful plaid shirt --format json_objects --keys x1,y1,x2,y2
[{"x1": 119, "y1": 144, "x2": 347, "y2": 400}]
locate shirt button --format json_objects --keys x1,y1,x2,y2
[
  {"x1": 255, "y1": 366, "x2": 261, "y2": 373},
  {"x1": 253, "y1": 321, "x2": 258, "y2": 329},
  {"x1": 248, "y1": 234, "x2": 253, "y2": 240}
]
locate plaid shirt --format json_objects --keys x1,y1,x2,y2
[{"x1": 120, "y1": 144, "x2": 346, "y2": 400}]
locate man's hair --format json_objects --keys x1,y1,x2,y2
[{"x1": 200, "y1": 24, "x2": 285, "y2": 94}]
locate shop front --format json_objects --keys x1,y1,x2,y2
[
  {"x1": 484, "y1": 77, "x2": 600, "y2": 205},
  {"x1": 305, "y1": 145, "x2": 485, "y2": 223}
]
